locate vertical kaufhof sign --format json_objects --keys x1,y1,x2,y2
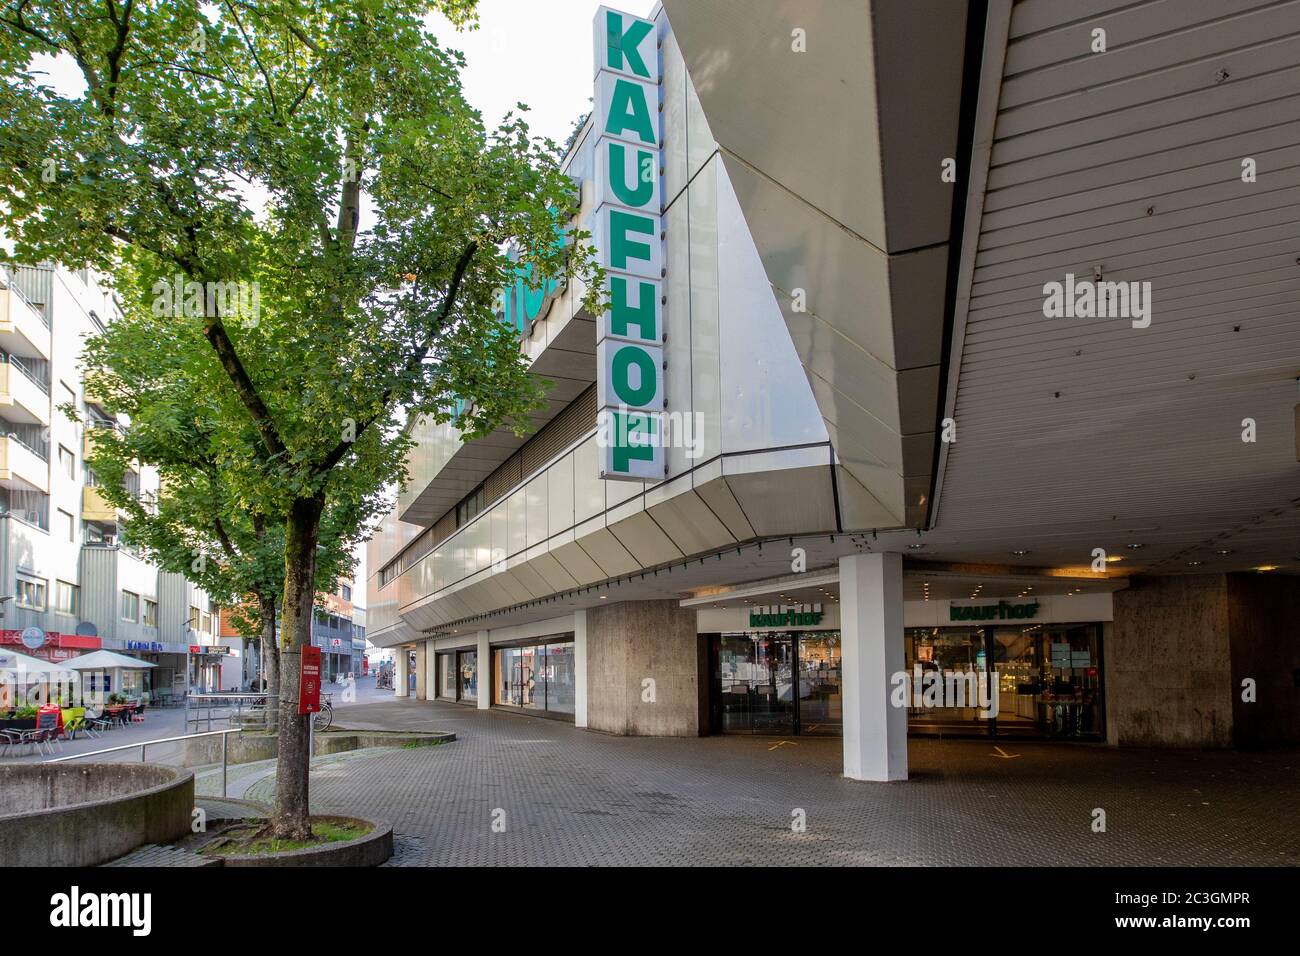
[{"x1": 592, "y1": 6, "x2": 665, "y2": 481}]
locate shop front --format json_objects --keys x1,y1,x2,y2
[
  {"x1": 490, "y1": 635, "x2": 576, "y2": 720},
  {"x1": 699, "y1": 590, "x2": 1112, "y2": 741},
  {"x1": 905, "y1": 621, "x2": 1104, "y2": 739},
  {"x1": 435, "y1": 647, "x2": 479, "y2": 704}
]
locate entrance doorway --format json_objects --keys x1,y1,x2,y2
[{"x1": 710, "y1": 632, "x2": 842, "y2": 736}]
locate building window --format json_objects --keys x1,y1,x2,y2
[
  {"x1": 55, "y1": 580, "x2": 79, "y2": 616},
  {"x1": 189, "y1": 605, "x2": 201, "y2": 630},
  {"x1": 16, "y1": 576, "x2": 46, "y2": 611},
  {"x1": 58, "y1": 445, "x2": 75, "y2": 480},
  {"x1": 459, "y1": 649, "x2": 478, "y2": 702},
  {"x1": 121, "y1": 589, "x2": 139, "y2": 622},
  {"x1": 201, "y1": 611, "x2": 212, "y2": 634},
  {"x1": 56, "y1": 508, "x2": 74, "y2": 542},
  {"x1": 493, "y1": 640, "x2": 575, "y2": 716},
  {"x1": 143, "y1": 598, "x2": 158, "y2": 628},
  {"x1": 341, "y1": 584, "x2": 352, "y2": 602}
]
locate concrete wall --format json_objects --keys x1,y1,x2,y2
[
  {"x1": 0, "y1": 763, "x2": 193, "y2": 866},
  {"x1": 1227, "y1": 573, "x2": 1300, "y2": 747},
  {"x1": 585, "y1": 599, "x2": 705, "y2": 737},
  {"x1": 1107, "y1": 575, "x2": 1234, "y2": 748}
]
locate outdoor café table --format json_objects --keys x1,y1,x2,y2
[{"x1": 104, "y1": 705, "x2": 130, "y2": 727}]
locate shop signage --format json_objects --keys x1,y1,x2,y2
[
  {"x1": 949, "y1": 601, "x2": 1040, "y2": 622},
  {"x1": 592, "y1": 5, "x2": 666, "y2": 481},
  {"x1": 20, "y1": 626, "x2": 45, "y2": 649},
  {"x1": 298, "y1": 645, "x2": 321, "y2": 715},
  {"x1": 749, "y1": 610, "x2": 825, "y2": 628}
]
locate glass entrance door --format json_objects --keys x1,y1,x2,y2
[
  {"x1": 797, "y1": 633, "x2": 842, "y2": 735},
  {"x1": 716, "y1": 633, "x2": 795, "y2": 734}
]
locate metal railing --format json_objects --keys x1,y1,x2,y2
[
  {"x1": 45, "y1": 727, "x2": 241, "y2": 797},
  {"x1": 186, "y1": 692, "x2": 277, "y2": 733}
]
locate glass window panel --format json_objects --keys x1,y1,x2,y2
[
  {"x1": 541, "y1": 642, "x2": 576, "y2": 714},
  {"x1": 458, "y1": 650, "x2": 477, "y2": 702}
]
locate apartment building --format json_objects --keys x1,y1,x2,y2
[{"x1": 0, "y1": 262, "x2": 219, "y2": 702}]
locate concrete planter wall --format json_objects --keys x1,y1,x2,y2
[
  {"x1": 180, "y1": 729, "x2": 453, "y2": 767},
  {"x1": 0, "y1": 764, "x2": 194, "y2": 866},
  {"x1": 216, "y1": 816, "x2": 393, "y2": 867}
]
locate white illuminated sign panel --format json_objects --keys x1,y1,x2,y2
[{"x1": 592, "y1": 5, "x2": 666, "y2": 481}]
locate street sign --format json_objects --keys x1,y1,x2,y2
[{"x1": 298, "y1": 645, "x2": 321, "y2": 714}]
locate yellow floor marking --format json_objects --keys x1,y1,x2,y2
[
  {"x1": 992, "y1": 745, "x2": 1022, "y2": 759},
  {"x1": 768, "y1": 740, "x2": 796, "y2": 751}
]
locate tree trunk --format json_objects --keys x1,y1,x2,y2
[
  {"x1": 259, "y1": 594, "x2": 279, "y2": 732},
  {"x1": 271, "y1": 494, "x2": 325, "y2": 840}
]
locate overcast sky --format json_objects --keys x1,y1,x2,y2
[{"x1": 430, "y1": 0, "x2": 658, "y2": 145}]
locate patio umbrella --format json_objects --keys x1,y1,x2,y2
[{"x1": 0, "y1": 650, "x2": 75, "y2": 707}]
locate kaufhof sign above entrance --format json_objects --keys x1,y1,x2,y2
[{"x1": 592, "y1": 6, "x2": 665, "y2": 481}]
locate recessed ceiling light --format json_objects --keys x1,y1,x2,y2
[
  {"x1": 1011, "y1": 550, "x2": 1029, "y2": 556},
  {"x1": 908, "y1": 543, "x2": 924, "y2": 550},
  {"x1": 1126, "y1": 543, "x2": 1144, "y2": 550},
  {"x1": 1106, "y1": 556, "x2": 1123, "y2": 563},
  {"x1": 1255, "y1": 565, "x2": 1278, "y2": 572},
  {"x1": 1215, "y1": 549, "x2": 1233, "y2": 556},
  {"x1": 1186, "y1": 560, "x2": 1202, "y2": 566}
]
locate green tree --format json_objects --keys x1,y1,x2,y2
[
  {"x1": 76, "y1": 326, "x2": 361, "y2": 727},
  {"x1": 0, "y1": 0, "x2": 600, "y2": 838}
]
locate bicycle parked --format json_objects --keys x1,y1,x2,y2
[{"x1": 312, "y1": 693, "x2": 333, "y2": 731}]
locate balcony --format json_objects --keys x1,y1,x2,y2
[
  {"x1": 84, "y1": 422, "x2": 138, "y2": 472},
  {"x1": 0, "y1": 360, "x2": 50, "y2": 426},
  {"x1": 82, "y1": 484, "x2": 121, "y2": 523},
  {"x1": 0, "y1": 434, "x2": 49, "y2": 492},
  {"x1": 0, "y1": 270, "x2": 51, "y2": 361}
]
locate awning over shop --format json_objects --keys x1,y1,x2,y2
[{"x1": 64, "y1": 650, "x2": 158, "y2": 670}]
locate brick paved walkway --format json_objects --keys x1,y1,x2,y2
[{"x1": 241, "y1": 697, "x2": 1300, "y2": 866}]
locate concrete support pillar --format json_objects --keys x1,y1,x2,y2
[
  {"x1": 476, "y1": 630, "x2": 490, "y2": 709},
  {"x1": 414, "y1": 642, "x2": 427, "y2": 700},
  {"x1": 425, "y1": 639, "x2": 438, "y2": 701},
  {"x1": 394, "y1": 648, "x2": 409, "y2": 698},
  {"x1": 574, "y1": 609, "x2": 588, "y2": 728},
  {"x1": 839, "y1": 552, "x2": 907, "y2": 781}
]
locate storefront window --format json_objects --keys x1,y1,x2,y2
[
  {"x1": 438, "y1": 652, "x2": 456, "y2": 699},
  {"x1": 458, "y1": 650, "x2": 478, "y2": 702},
  {"x1": 492, "y1": 638, "x2": 574, "y2": 717},
  {"x1": 904, "y1": 623, "x2": 1104, "y2": 739},
  {"x1": 539, "y1": 642, "x2": 575, "y2": 715}
]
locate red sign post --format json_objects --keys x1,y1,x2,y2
[{"x1": 298, "y1": 645, "x2": 321, "y2": 715}]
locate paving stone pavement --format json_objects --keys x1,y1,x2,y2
[
  {"x1": 103, "y1": 844, "x2": 218, "y2": 867},
  {"x1": 255, "y1": 697, "x2": 1300, "y2": 866}
]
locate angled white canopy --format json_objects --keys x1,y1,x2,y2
[
  {"x1": 64, "y1": 650, "x2": 158, "y2": 670},
  {"x1": 0, "y1": 649, "x2": 75, "y2": 675}
]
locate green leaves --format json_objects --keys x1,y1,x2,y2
[{"x1": 2, "y1": 0, "x2": 601, "y2": 633}]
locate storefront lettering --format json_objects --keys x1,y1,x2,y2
[
  {"x1": 593, "y1": 5, "x2": 666, "y2": 481},
  {"x1": 748, "y1": 611, "x2": 825, "y2": 628},
  {"x1": 949, "y1": 601, "x2": 1040, "y2": 622}
]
